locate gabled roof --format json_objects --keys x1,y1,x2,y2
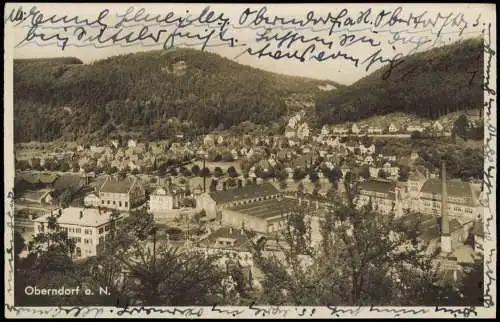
[
  {"x1": 100, "y1": 176, "x2": 137, "y2": 194},
  {"x1": 209, "y1": 183, "x2": 279, "y2": 204},
  {"x1": 199, "y1": 227, "x2": 252, "y2": 251}
]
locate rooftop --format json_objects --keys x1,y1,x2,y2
[
  {"x1": 209, "y1": 183, "x2": 280, "y2": 204},
  {"x1": 33, "y1": 207, "x2": 117, "y2": 227},
  {"x1": 199, "y1": 227, "x2": 252, "y2": 251},
  {"x1": 228, "y1": 197, "x2": 314, "y2": 220},
  {"x1": 420, "y1": 179, "x2": 480, "y2": 206},
  {"x1": 358, "y1": 179, "x2": 396, "y2": 196}
]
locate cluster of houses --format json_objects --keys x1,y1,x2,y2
[
  {"x1": 17, "y1": 139, "x2": 196, "y2": 174},
  {"x1": 327, "y1": 120, "x2": 450, "y2": 136}
]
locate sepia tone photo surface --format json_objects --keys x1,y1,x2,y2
[{"x1": 4, "y1": 2, "x2": 497, "y2": 318}]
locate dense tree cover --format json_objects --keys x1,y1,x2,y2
[
  {"x1": 315, "y1": 38, "x2": 483, "y2": 125},
  {"x1": 15, "y1": 209, "x2": 237, "y2": 306},
  {"x1": 250, "y1": 183, "x2": 475, "y2": 305},
  {"x1": 373, "y1": 137, "x2": 484, "y2": 180},
  {"x1": 453, "y1": 114, "x2": 484, "y2": 141},
  {"x1": 14, "y1": 49, "x2": 339, "y2": 142}
]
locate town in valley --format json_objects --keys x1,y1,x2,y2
[{"x1": 11, "y1": 37, "x2": 487, "y2": 307}]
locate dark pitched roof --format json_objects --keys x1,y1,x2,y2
[
  {"x1": 358, "y1": 179, "x2": 396, "y2": 195},
  {"x1": 100, "y1": 176, "x2": 136, "y2": 194},
  {"x1": 200, "y1": 227, "x2": 252, "y2": 251},
  {"x1": 420, "y1": 179, "x2": 478, "y2": 206},
  {"x1": 209, "y1": 183, "x2": 279, "y2": 204}
]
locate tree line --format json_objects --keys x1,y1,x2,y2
[
  {"x1": 315, "y1": 38, "x2": 483, "y2": 126},
  {"x1": 14, "y1": 48, "x2": 337, "y2": 142}
]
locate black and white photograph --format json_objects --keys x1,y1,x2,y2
[{"x1": 4, "y1": 2, "x2": 497, "y2": 318}]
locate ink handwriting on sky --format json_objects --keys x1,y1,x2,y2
[{"x1": 6, "y1": 5, "x2": 484, "y2": 74}]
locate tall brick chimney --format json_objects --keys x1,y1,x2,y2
[{"x1": 440, "y1": 161, "x2": 451, "y2": 253}]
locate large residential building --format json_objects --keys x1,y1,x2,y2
[
  {"x1": 33, "y1": 207, "x2": 123, "y2": 259},
  {"x1": 419, "y1": 178, "x2": 482, "y2": 221},
  {"x1": 98, "y1": 175, "x2": 146, "y2": 211}
]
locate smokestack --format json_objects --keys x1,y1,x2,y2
[
  {"x1": 441, "y1": 161, "x2": 451, "y2": 253},
  {"x1": 203, "y1": 158, "x2": 206, "y2": 193}
]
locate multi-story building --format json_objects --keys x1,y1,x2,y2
[
  {"x1": 149, "y1": 185, "x2": 186, "y2": 214},
  {"x1": 419, "y1": 178, "x2": 482, "y2": 221},
  {"x1": 98, "y1": 175, "x2": 145, "y2": 211},
  {"x1": 357, "y1": 179, "x2": 406, "y2": 217},
  {"x1": 33, "y1": 207, "x2": 123, "y2": 259}
]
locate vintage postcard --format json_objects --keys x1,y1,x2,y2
[{"x1": 4, "y1": 2, "x2": 497, "y2": 318}]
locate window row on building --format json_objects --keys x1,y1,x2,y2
[{"x1": 101, "y1": 200, "x2": 128, "y2": 207}]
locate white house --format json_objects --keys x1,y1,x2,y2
[
  {"x1": 433, "y1": 121, "x2": 444, "y2": 132},
  {"x1": 33, "y1": 207, "x2": 123, "y2": 259},
  {"x1": 388, "y1": 123, "x2": 399, "y2": 133},
  {"x1": 407, "y1": 125, "x2": 424, "y2": 133},
  {"x1": 110, "y1": 140, "x2": 119, "y2": 149},
  {"x1": 352, "y1": 124, "x2": 361, "y2": 135},
  {"x1": 149, "y1": 187, "x2": 174, "y2": 213},
  {"x1": 127, "y1": 139, "x2": 137, "y2": 148},
  {"x1": 333, "y1": 127, "x2": 348, "y2": 135},
  {"x1": 368, "y1": 127, "x2": 383, "y2": 134},
  {"x1": 284, "y1": 125, "x2": 296, "y2": 139},
  {"x1": 367, "y1": 144, "x2": 376, "y2": 155},
  {"x1": 297, "y1": 123, "x2": 310, "y2": 139},
  {"x1": 204, "y1": 134, "x2": 215, "y2": 146},
  {"x1": 84, "y1": 193, "x2": 100, "y2": 208},
  {"x1": 321, "y1": 125, "x2": 330, "y2": 136}
]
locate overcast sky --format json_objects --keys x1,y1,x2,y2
[{"x1": 6, "y1": 3, "x2": 494, "y2": 85}]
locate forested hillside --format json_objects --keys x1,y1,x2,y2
[
  {"x1": 315, "y1": 38, "x2": 484, "y2": 125},
  {"x1": 14, "y1": 49, "x2": 341, "y2": 142}
]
